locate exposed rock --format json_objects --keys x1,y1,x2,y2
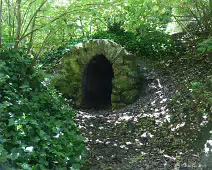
[{"x1": 54, "y1": 39, "x2": 147, "y2": 109}]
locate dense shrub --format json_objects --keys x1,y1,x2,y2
[
  {"x1": 92, "y1": 23, "x2": 176, "y2": 58},
  {"x1": 198, "y1": 37, "x2": 212, "y2": 55},
  {"x1": 0, "y1": 50, "x2": 86, "y2": 169},
  {"x1": 169, "y1": 77, "x2": 212, "y2": 148},
  {"x1": 39, "y1": 39, "x2": 84, "y2": 72},
  {"x1": 41, "y1": 23, "x2": 176, "y2": 73}
]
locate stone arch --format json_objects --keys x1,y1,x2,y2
[{"x1": 55, "y1": 39, "x2": 143, "y2": 110}]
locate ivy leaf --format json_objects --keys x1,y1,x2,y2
[
  {"x1": 71, "y1": 164, "x2": 81, "y2": 170},
  {"x1": 38, "y1": 130, "x2": 46, "y2": 139},
  {"x1": 8, "y1": 119, "x2": 15, "y2": 126},
  {"x1": 11, "y1": 148, "x2": 19, "y2": 160}
]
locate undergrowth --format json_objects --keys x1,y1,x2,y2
[{"x1": 0, "y1": 49, "x2": 86, "y2": 169}]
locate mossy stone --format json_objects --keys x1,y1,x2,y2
[
  {"x1": 111, "y1": 94, "x2": 121, "y2": 102},
  {"x1": 54, "y1": 39, "x2": 143, "y2": 110},
  {"x1": 122, "y1": 89, "x2": 139, "y2": 104},
  {"x1": 113, "y1": 76, "x2": 136, "y2": 91},
  {"x1": 112, "y1": 103, "x2": 127, "y2": 110}
]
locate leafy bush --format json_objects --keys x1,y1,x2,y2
[
  {"x1": 0, "y1": 50, "x2": 86, "y2": 169},
  {"x1": 41, "y1": 22, "x2": 176, "y2": 72},
  {"x1": 40, "y1": 38, "x2": 86, "y2": 72},
  {"x1": 92, "y1": 22, "x2": 176, "y2": 58},
  {"x1": 197, "y1": 37, "x2": 212, "y2": 54},
  {"x1": 169, "y1": 77, "x2": 212, "y2": 148},
  {"x1": 174, "y1": 0, "x2": 212, "y2": 38}
]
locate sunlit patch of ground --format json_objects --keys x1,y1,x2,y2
[{"x1": 75, "y1": 57, "x2": 212, "y2": 169}]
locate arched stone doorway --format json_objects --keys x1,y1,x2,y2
[
  {"x1": 82, "y1": 54, "x2": 114, "y2": 109},
  {"x1": 54, "y1": 39, "x2": 145, "y2": 110}
]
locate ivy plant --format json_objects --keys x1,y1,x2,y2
[{"x1": 0, "y1": 49, "x2": 86, "y2": 169}]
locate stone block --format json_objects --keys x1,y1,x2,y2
[{"x1": 122, "y1": 89, "x2": 139, "y2": 104}]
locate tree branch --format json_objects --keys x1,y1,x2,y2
[
  {"x1": 21, "y1": 0, "x2": 47, "y2": 39},
  {"x1": 30, "y1": 29, "x2": 54, "y2": 67},
  {"x1": 21, "y1": 0, "x2": 37, "y2": 31},
  {"x1": 14, "y1": 0, "x2": 22, "y2": 49},
  {"x1": 20, "y1": 1, "x2": 122, "y2": 43}
]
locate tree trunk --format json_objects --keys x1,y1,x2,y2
[
  {"x1": 27, "y1": 17, "x2": 36, "y2": 54},
  {"x1": 14, "y1": 0, "x2": 21, "y2": 49},
  {"x1": 6, "y1": 0, "x2": 12, "y2": 37},
  {"x1": 210, "y1": 0, "x2": 212, "y2": 35},
  {"x1": 0, "y1": 0, "x2": 3, "y2": 47},
  {"x1": 25, "y1": 0, "x2": 47, "y2": 54},
  {"x1": 79, "y1": 16, "x2": 85, "y2": 36}
]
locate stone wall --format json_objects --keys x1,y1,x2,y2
[{"x1": 55, "y1": 39, "x2": 144, "y2": 110}]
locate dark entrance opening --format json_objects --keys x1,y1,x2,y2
[{"x1": 82, "y1": 54, "x2": 114, "y2": 109}]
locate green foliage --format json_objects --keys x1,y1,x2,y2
[
  {"x1": 187, "y1": 80, "x2": 212, "y2": 116},
  {"x1": 171, "y1": 78, "x2": 212, "y2": 123},
  {"x1": 39, "y1": 47, "x2": 66, "y2": 72},
  {"x1": 40, "y1": 38, "x2": 87, "y2": 72},
  {"x1": 169, "y1": 77, "x2": 212, "y2": 146},
  {"x1": 0, "y1": 50, "x2": 86, "y2": 169},
  {"x1": 0, "y1": 0, "x2": 174, "y2": 57},
  {"x1": 197, "y1": 37, "x2": 212, "y2": 54},
  {"x1": 171, "y1": 0, "x2": 212, "y2": 38},
  {"x1": 92, "y1": 22, "x2": 176, "y2": 58}
]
